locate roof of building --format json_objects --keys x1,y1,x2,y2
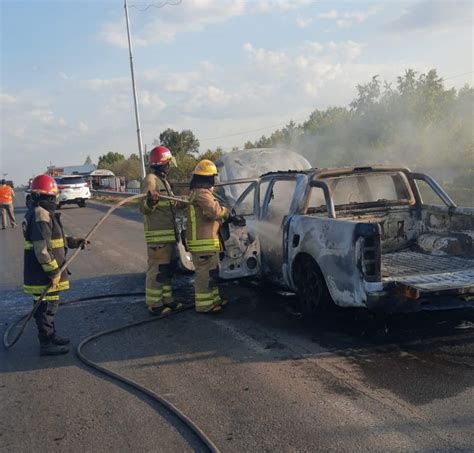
[{"x1": 47, "y1": 164, "x2": 97, "y2": 175}]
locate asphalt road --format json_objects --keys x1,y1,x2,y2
[{"x1": 1, "y1": 196, "x2": 473, "y2": 452}]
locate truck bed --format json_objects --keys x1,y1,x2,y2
[{"x1": 381, "y1": 251, "x2": 474, "y2": 292}]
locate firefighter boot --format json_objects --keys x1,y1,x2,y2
[
  {"x1": 40, "y1": 340, "x2": 69, "y2": 356},
  {"x1": 163, "y1": 300, "x2": 184, "y2": 311},
  {"x1": 148, "y1": 305, "x2": 172, "y2": 316},
  {"x1": 197, "y1": 304, "x2": 222, "y2": 314},
  {"x1": 51, "y1": 334, "x2": 70, "y2": 346}
]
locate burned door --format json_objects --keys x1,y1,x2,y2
[
  {"x1": 215, "y1": 179, "x2": 261, "y2": 280},
  {"x1": 259, "y1": 176, "x2": 299, "y2": 279}
]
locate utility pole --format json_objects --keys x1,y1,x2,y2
[{"x1": 124, "y1": 0, "x2": 146, "y2": 178}]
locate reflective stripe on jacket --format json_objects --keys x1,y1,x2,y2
[
  {"x1": 186, "y1": 188, "x2": 228, "y2": 253},
  {"x1": 140, "y1": 174, "x2": 177, "y2": 244},
  {"x1": 23, "y1": 206, "x2": 70, "y2": 296}
]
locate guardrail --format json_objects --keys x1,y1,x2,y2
[
  {"x1": 92, "y1": 189, "x2": 136, "y2": 198},
  {"x1": 92, "y1": 182, "x2": 190, "y2": 198}
]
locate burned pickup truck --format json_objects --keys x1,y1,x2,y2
[{"x1": 216, "y1": 166, "x2": 474, "y2": 314}]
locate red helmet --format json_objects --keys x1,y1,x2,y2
[
  {"x1": 31, "y1": 175, "x2": 58, "y2": 196},
  {"x1": 149, "y1": 145, "x2": 173, "y2": 166}
]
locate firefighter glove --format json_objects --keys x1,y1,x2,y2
[
  {"x1": 50, "y1": 273, "x2": 61, "y2": 287},
  {"x1": 67, "y1": 236, "x2": 89, "y2": 249},
  {"x1": 146, "y1": 190, "x2": 160, "y2": 207},
  {"x1": 227, "y1": 213, "x2": 246, "y2": 227},
  {"x1": 232, "y1": 215, "x2": 246, "y2": 227}
]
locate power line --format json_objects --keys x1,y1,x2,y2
[
  {"x1": 200, "y1": 116, "x2": 310, "y2": 143},
  {"x1": 442, "y1": 71, "x2": 473, "y2": 82},
  {"x1": 200, "y1": 70, "x2": 473, "y2": 144},
  {"x1": 129, "y1": 0, "x2": 182, "y2": 12}
]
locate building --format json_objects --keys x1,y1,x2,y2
[
  {"x1": 47, "y1": 164, "x2": 97, "y2": 176},
  {"x1": 46, "y1": 165, "x2": 123, "y2": 191}
]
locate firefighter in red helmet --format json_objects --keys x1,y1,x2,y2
[
  {"x1": 23, "y1": 175, "x2": 87, "y2": 355},
  {"x1": 140, "y1": 145, "x2": 183, "y2": 315}
]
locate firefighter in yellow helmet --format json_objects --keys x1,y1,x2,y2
[
  {"x1": 140, "y1": 145, "x2": 183, "y2": 315},
  {"x1": 186, "y1": 160, "x2": 231, "y2": 313}
]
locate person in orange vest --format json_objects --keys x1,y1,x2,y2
[{"x1": 0, "y1": 179, "x2": 16, "y2": 229}]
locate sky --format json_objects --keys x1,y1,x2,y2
[{"x1": 1, "y1": 0, "x2": 472, "y2": 184}]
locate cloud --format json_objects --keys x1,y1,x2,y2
[
  {"x1": 296, "y1": 15, "x2": 313, "y2": 28},
  {"x1": 243, "y1": 43, "x2": 289, "y2": 67},
  {"x1": 140, "y1": 91, "x2": 167, "y2": 111},
  {"x1": 328, "y1": 40, "x2": 364, "y2": 61},
  {"x1": 317, "y1": 5, "x2": 382, "y2": 28},
  {"x1": 78, "y1": 121, "x2": 89, "y2": 132},
  {"x1": 176, "y1": 39, "x2": 367, "y2": 119},
  {"x1": 100, "y1": 0, "x2": 314, "y2": 48},
  {"x1": 81, "y1": 77, "x2": 129, "y2": 92},
  {"x1": 253, "y1": 0, "x2": 313, "y2": 13},
  {"x1": 101, "y1": 0, "x2": 248, "y2": 49},
  {"x1": 58, "y1": 72, "x2": 74, "y2": 81},
  {"x1": 142, "y1": 69, "x2": 200, "y2": 93},
  {"x1": 0, "y1": 91, "x2": 17, "y2": 106},
  {"x1": 387, "y1": 1, "x2": 472, "y2": 33}
]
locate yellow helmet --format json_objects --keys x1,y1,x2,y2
[{"x1": 193, "y1": 159, "x2": 218, "y2": 176}]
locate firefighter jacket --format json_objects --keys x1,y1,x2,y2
[
  {"x1": 0, "y1": 184, "x2": 13, "y2": 204},
  {"x1": 186, "y1": 188, "x2": 229, "y2": 253},
  {"x1": 140, "y1": 174, "x2": 178, "y2": 244},
  {"x1": 23, "y1": 205, "x2": 70, "y2": 299}
]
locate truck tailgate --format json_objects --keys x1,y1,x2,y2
[{"x1": 382, "y1": 251, "x2": 474, "y2": 293}]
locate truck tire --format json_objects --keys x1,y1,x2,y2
[
  {"x1": 293, "y1": 255, "x2": 331, "y2": 315},
  {"x1": 78, "y1": 200, "x2": 86, "y2": 208}
]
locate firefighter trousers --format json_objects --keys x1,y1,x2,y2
[
  {"x1": 146, "y1": 244, "x2": 174, "y2": 308},
  {"x1": 192, "y1": 253, "x2": 224, "y2": 312},
  {"x1": 33, "y1": 294, "x2": 60, "y2": 344},
  {"x1": 0, "y1": 203, "x2": 15, "y2": 228}
]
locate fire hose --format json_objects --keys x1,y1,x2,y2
[
  {"x1": 3, "y1": 192, "x2": 188, "y2": 349},
  {"x1": 3, "y1": 193, "x2": 219, "y2": 452}
]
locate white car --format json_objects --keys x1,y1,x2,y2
[{"x1": 54, "y1": 175, "x2": 91, "y2": 208}]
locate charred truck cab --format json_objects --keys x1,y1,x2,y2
[{"x1": 216, "y1": 166, "x2": 474, "y2": 315}]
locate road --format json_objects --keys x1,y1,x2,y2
[{"x1": 1, "y1": 196, "x2": 473, "y2": 452}]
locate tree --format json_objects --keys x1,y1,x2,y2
[
  {"x1": 155, "y1": 128, "x2": 200, "y2": 156},
  {"x1": 350, "y1": 75, "x2": 381, "y2": 114},
  {"x1": 98, "y1": 152, "x2": 125, "y2": 169},
  {"x1": 108, "y1": 158, "x2": 141, "y2": 182},
  {"x1": 98, "y1": 153, "x2": 140, "y2": 182},
  {"x1": 236, "y1": 69, "x2": 473, "y2": 194},
  {"x1": 84, "y1": 155, "x2": 93, "y2": 165}
]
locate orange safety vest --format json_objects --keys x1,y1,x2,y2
[{"x1": 0, "y1": 185, "x2": 13, "y2": 204}]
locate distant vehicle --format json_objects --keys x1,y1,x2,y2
[
  {"x1": 25, "y1": 175, "x2": 91, "y2": 209},
  {"x1": 54, "y1": 175, "x2": 91, "y2": 208}
]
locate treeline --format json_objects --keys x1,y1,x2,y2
[
  {"x1": 94, "y1": 129, "x2": 223, "y2": 183},
  {"x1": 244, "y1": 69, "x2": 473, "y2": 176},
  {"x1": 93, "y1": 69, "x2": 473, "y2": 199}
]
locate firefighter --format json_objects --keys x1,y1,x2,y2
[
  {"x1": 186, "y1": 159, "x2": 235, "y2": 314},
  {"x1": 140, "y1": 145, "x2": 183, "y2": 315},
  {"x1": 0, "y1": 179, "x2": 16, "y2": 229},
  {"x1": 23, "y1": 175, "x2": 87, "y2": 355}
]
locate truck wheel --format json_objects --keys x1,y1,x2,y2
[
  {"x1": 78, "y1": 200, "x2": 86, "y2": 208},
  {"x1": 294, "y1": 256, "x2": 330, "y2": 315}
]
